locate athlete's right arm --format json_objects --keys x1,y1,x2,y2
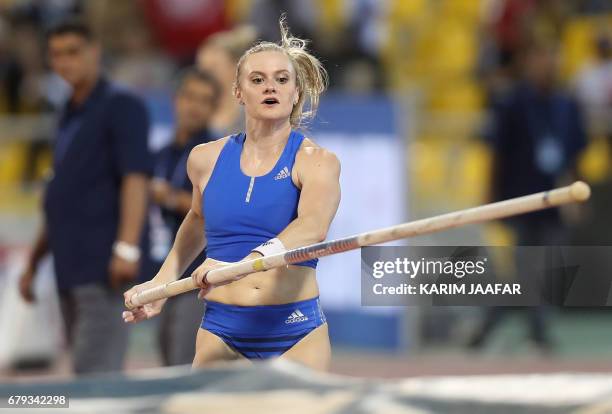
[
  {"x1": 123, "y1": 144, "x2": 213, "y2": 322},
  {"x1": 152, "y1": 146, "x2": 209, "y2": 284}
]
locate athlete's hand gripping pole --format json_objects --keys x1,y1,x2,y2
[{"x1": 126, "y1": 181, "x2": 591, "y2": 308}]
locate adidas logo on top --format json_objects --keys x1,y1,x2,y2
[
  {"x1": 274, "y1": 166, "x2": 290, "y2": 180},
  {"x1": 285, "y1": 309, "x2": 308, "y2": 324}
]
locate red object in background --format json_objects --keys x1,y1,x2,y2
[
  {"x1": 140, "y1": 0, "x2": 230, "y2": 60},
  {"x1": 494, "y1": 0, "x2": 535, "y2": 53}
]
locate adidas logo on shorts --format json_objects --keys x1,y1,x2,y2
[
  {"x1": 274, "y1": 166, "x2": 290, "y2": 180},
  {"x1": 285, "y1": 309, "x2": 309, "y2": 324}
]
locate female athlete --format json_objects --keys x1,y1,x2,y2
[{"x1": 123, "y1": 17, "x2": 340, "y2": 371}]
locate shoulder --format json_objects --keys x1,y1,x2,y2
[
  {"x1": 295, "y1": 136, "x2": 340, "y2": 178},
  {"x1": 104, "y1": 86, "x2": 148, "y2": 125},
  {"x1": 105, "y1": 83, "x2": 146, "y2": 109},
  {"x1": 154, "y1": 144, "x2": 172, "y2": 159},
  {"x1": 186, "y1": 136, "x2": 230, "y2": 180},
  {"x1": 297, "y1": 137, "x2": 340, "y2": 166}
]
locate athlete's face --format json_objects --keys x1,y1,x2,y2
[{"x1": 236, "y1": 50, "x2": 299, "y2": 123}]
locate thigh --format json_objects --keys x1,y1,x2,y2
[
  {"x1": 71, "y1": 283, "x2": 129, "y2": 374},
  {"x1": 192, "y1": 328, "x2": 247, "y2": 369},
  {"x1": 280, "y1": 323, "x2": 331, "y2": 372}
]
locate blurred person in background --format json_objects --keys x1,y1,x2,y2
[
  {"x1": 2, "y1": 15, "x2": 47, "y2": 114},
  {"x1": 470, "y1": 40, "x2": 587, "y2": 352},
  {"x1": 87, "y1": 1, "x2": 175, "y2": 93},
  {"x1": 1, "y1": 14, "x2": 54, "y2": 188},
  {"x1": 570, "y1": 32, "x2": 612, "y2": 258},
  {"x1": 109, "y1": 18, "x2": 176, "y2": 93},
  {"x1": 196, "y1": 25, "x2": 257, "y2": 135},
  {"x1": 574, "y1": 32, "x2": 612, "y2": 140},
  {"x1": 149, "y1": 68, "x2": 220, "y2": 366},
  {"x1": 18, "y1": 19, "x2": 151, "y2": 374}
]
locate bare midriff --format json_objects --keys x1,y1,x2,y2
[{"x1": 204, "y1": 265, "x2": 319, "y2": 306}]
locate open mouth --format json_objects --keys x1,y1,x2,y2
[{"x1": 261, "y1": 97, "x2": 279, "y2": 105}]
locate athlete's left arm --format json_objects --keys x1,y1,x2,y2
[{"x1": 276, "y1": 146, "x2": 341, "y2": 248}]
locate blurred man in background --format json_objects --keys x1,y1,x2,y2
[
  {"x1": 18, "y1": 19, "x2": 151, "y2": 374},
  {"x1": 571, "y1": 32, "x2": 612, "y2": 265},
  {"x1": 574, "y1": 32, "x2": 612, "y2": 141},
  {"x1": 196, "y1": 25, "x2": 256, "y2": 135},
  {"x1": 489, "y1": 41, "x2": 586, "y2": 233},
  {"x1": 148, "y1": 68, "x2": 219, "y2": 366},
  {"x1": 470, "y1": 41, "x2": 587, "y2": 351}
]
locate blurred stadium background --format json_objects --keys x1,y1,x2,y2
[{"x1": 1, "y1": 0, "x2": 612, "y2": 407}]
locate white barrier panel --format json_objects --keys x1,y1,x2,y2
[
  {"x1": 0, "y1": 252, "x2": 63, "y2": 369},
  {"x1": 313, "y1": 133, "x2": 406, "y2": 310}
]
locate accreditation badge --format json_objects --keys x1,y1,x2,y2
[{"x1": 535, "y1": 135, "x2": 564, "y2": 175}]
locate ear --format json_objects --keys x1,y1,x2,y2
[
  {"x1": 234, "y1": 85, "x2": 244, "y2": 105},
  {"x1": 293, "y1": 88, "x2": 300, "y2": 105}
]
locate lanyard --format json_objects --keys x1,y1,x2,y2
[
  {"x1": 525, "y1": 93, "x2": 570, "y2": 175},
  {"x1": 54, "y1": 115, "x2": 83, "y2": 167},
  {"x1": 169, "y1": 149, "x2": 190, "y2": 189}
]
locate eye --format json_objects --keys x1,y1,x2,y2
[
  {"x1": 251, "y1": 77, "x2": 263, "y2": 84},
  {"x1": 278, "y1": 76, "x2": 289, "y2": 84}
]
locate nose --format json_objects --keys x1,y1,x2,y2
[{"x1": 263, "y1": 79, "x2": 276, "y2": 93}]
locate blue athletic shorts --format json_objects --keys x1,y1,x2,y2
[{"x1": 201, "y1": 297, "x2": 326, "y2": 360}]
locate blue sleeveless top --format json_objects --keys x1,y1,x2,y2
[{"x1": 203, "y1": 131, "x2": 317, "y2": 268}]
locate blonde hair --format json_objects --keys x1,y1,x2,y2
[{"x1": 234, "y1": 16, "x2": 328, "y2": 129}]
